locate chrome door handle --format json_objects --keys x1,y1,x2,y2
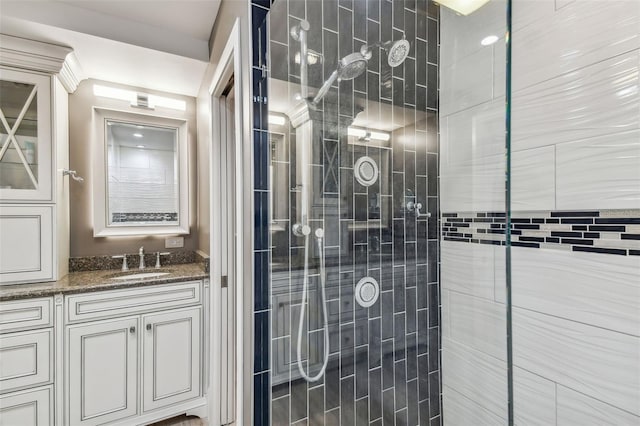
[
  {"x1": 129, "y1": 326, "x2": 136, "y2": 334},
  {"x1": 146, "y1": 324, "x2": 152, "y2": 331}
]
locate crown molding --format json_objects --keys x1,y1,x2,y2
[
  {"x1": 58, "y1": 52, "x2": 85, "y2": 93},
  {"x1": 0, "y1": 34, "x2": 85, "y2": 93}
]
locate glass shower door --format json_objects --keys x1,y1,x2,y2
[
  {"x1": 265, "y1": 0, "x2": 443, "y2": 424},
  {"x1": 438, "y1": 0, "x2": 510, "y2": 423}
]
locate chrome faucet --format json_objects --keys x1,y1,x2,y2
[
  {"x1": 138, "y1": 246, "x2": 145, "y2": 270},
  {"x1": 112, "y1": 254, "x2": 129, "y2": 271}
]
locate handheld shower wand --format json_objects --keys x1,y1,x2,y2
[
  {"x1": 291, "y1": 20, "x2": 331, "y2": 383},
  {"x1": 295, "y1": 228, "x2": 329, "y2": 382}
]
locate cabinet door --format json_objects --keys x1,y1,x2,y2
[
  {"x1": 67, "y1": 317, "x2": 138, "y2": 425},
  {"x1": 142, "y1": 307, "x2": 201, "y2": 412},
  {"x1": 0, "y1": 385, "x2": 52, "y2": 426},
  {"x1": 0, "y1": 205, "x2": 53, "y2": 284},
  {"x1": 0, "y1": 68, "x2": 52, "y2": 202}
]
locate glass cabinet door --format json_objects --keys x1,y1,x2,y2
[{"x1": 0, "y1": 68, "x2": 52, "y2": 202}]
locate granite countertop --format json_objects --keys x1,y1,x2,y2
[{"x1": 0, "y1": 263, "x2": 208, "y2": 301}]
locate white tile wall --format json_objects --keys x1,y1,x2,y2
[
  {"x1": 557, "y1": 385, "x2": 640, "y2": 425},
  {"x1": 493, "y1": 246, "x2": 506, "y2": 304},
  {"x1": 440, "y1": 1, "x2": 507, "y2": 69},
  {"x1": 512, "y1": 0, "x2": 555, "y2": 32},
  {"x1": 441, "y1": 98, "x2": 506, "y2": 165},
  {"x1": 441, "y1": 1, "x2": 640, "y2": 423},
  {"x1": 441, "y1": 146, "x2": 556, "y2": 212},
  {"x1": 556, "y1": 129, "x2": 640, "y2": 210},
  {"x1": 441, "y1": 241, "x2": 496, "y2": 300},
  {"x1": 447, "y1": 291, "x2": 507, "y2": 361},
  {"x1": 554, "y1": 0, "x2": 576, "y2": 11},
  {"x1": 511, "y1": 147, "x2": 556, "y2": 211},
  {"x1": 513, "y1": 247, "x2": 640, "y2": 336},
  {"x1": 442, "y1": 337, "x2": 507, "y2": 417},
  {"x1": 442, "y1": 386, "x2": 506, "y2": 426},
  {"x1": 492, "y1": 37, "x2": 506, "y2": 99},
  {"x1": 440, "y1": 47, "x2": 494, "y2": 116},
  {"x1": 512, "y1": 50, "x2": 640, "y2": 152},
  {"x1": 513, "y1": 367, "x2": 557, "y2": 426},
  {"x1": 513, "y1": 308, "x2": 640, "y2": 416},
  {"x1": 440, "y1": 155, "x2": 505, "y2": 213},
  {"x1": 512, "y1": 0, "x2": 640, "y2": 91}
]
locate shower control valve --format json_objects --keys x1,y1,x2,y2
[
  {"x1": 406, "y1": 201, "x2": 421, "y2": 212},
  {"x1": 407, "y1": 201, "x2": 432, "y2": 218},
  {"x1": 293, "y1": 223, "x2": 311, "y2": 237}
]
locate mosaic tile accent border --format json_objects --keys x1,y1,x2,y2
[
  {"x1": 111, "y1": 212, "x2": 178, "y2": 223},
  {"x1": 442, "y1": 210, "x2": 640, "y2": 256}
]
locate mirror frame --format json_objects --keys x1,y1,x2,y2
[{"x1": 92, "y1": 107, "x2": 189, "y2": 237}]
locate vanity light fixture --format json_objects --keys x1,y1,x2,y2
[
  {"x1": 348, "y1": 127, "x2": 367, "y2": 138},
  {"x1": 136, "y1": 145, "x2": 145, "y2": 148},
  {"x1": 434, "y1": 0, "x2": 490, "y2": 15},
  {"x1": 268, "y1": 114, "x2": 287, "y2": 126},
  {"x1": 348, "y1": 126, "x2": 390, "y2": 142},
  {"x1": 369, "y1": 131, "x2": 391, "y2": 142},
  {"x1": 481, "y1": 35, "x2": 499, "y2": 46},
  {"x1": 133, "y1": 133, "x2": 143, "y2": 138},
  {"x1": 93, "y1": 84, "x2": 186, "y2": 111}
]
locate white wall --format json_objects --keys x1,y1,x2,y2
[{"x1": 440, "y1": 0, "x2": 640, "y2": 424}]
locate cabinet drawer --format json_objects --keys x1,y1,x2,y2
[
  {"x1": 0, "y1": 329, "x2": 52, "y2": 394},
  {"x1": 0, "y1": 385, "x2": 52, "y2": 426},
  {"x1": 66, "y1": 281, "x2": 201, "y2": 323},
  {"x1": 0, "y1": 297, "x2": 53, "y2": 334},
  {"x1": 0, "y1": 205, "x2": 54, "y2": 284}
]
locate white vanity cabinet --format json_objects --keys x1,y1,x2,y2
[
  {"x1": 0, "y1": 297, "x2": 55, "y2": 426},
  {"x1": 67, "y1": 317, "x2": 138, "y2": 425},
  {"x1": 65, "y1": 281, "x2": 206, "y2": 426},
  {"x1": 142, "y1": 307, "x2": 201, "y2": 412}
]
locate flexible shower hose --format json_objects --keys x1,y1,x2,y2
[{"x1": 295, "y1": 228, "x2": 330, "y2": 382}]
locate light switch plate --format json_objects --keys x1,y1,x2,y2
[{"x1": 165, "y1": 236, "x2": 184, "y2": 248}]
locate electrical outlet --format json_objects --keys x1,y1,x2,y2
[{"x1": 165, "y1": 236, "x2": 184, "y2": 248}]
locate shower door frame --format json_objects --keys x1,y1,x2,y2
[{"x1": 207, "y1": 17, "x2": 253, "y2": 426}]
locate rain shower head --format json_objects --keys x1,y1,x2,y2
[
  {"x1": 360, "y1": 37, "x2": 411, "y2": 68},
  {"x1": 387, "y1": 38, "x2": 411, "y2": 67},
  {"x1": 313, "y1": 38, "x2": 410, "y2": 104}
]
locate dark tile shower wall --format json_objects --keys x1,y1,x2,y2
[{"x1": 251, "y1": 0, "x2": 441, "y2": 424}]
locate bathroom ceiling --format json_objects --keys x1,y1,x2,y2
[{"x1": 0, "y1": 0, "x2": 221, "y2": 96}]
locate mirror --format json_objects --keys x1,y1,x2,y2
[{"x1": 93, "y1": 108, "x2": 188, "y2": 236}]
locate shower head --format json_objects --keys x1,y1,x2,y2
[
  {"x1": 387, "y1": 39, "x2": 410, "y2": 67},
  {"x1": 337, "y1": 52, "x2": 369, "y2": 80},
  {"x1": 313, "y1": 51, "x2": 369, "y2": 104},
  {"x1": 360, "y1": 37, "x2": 411, "y2": 68}
]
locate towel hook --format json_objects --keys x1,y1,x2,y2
[{"x1": 62, "y1": 169, "x2": 84, "y2": 182}]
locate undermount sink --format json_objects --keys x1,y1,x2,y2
[{"x1": 108, "y1": 270, "x2": 171, "y2": 280}]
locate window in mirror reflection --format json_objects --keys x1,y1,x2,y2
[{"x1": 106, "y1": 120, "x2": 179, "y2": 226}]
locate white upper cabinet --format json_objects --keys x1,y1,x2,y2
[
  {"x1": 0, "y1": 34, "x2": 80, "y2": 284},
  {"x1": 0, "y1": 68, "x2": 52, "y2": 202}
]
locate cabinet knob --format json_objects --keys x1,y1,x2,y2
[
  {"x1": 129, "y1": 326, "x2": 135, "y2": 334},
  {"x1": 146, "y1": 324, "x2": 152, "y2": 331}
]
